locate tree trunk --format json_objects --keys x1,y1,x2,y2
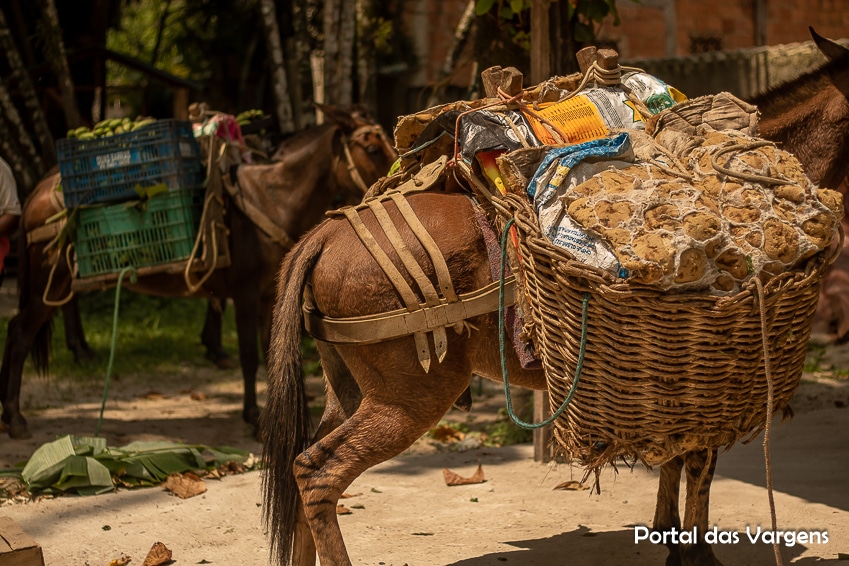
[
  {"x1": 260, "y1": 0, "x2": 295, "y2": 133},
  {"x1": 0, "y1": 77, "x2": 40, "y2": 185},
  {"x1": 150, "y1": 0, "x2": 174, "y2": 66},
  {"x1": 38, "y1": 0, "x2": 82, "y2": 129},
  {"x1": 324, "y1": 0, "x2": 355, "y2": 107},
  {"x1": 0, "y1": 112, "x2": 35, "y2": 191},
  {"x1": 426, "y1": 0, "x2": 475, "y2": 107},
  {"x1": 0, "y1": 6, "x2": 54, "y2": 170},
  {"x1": 355, "y1": 0, "x2": 377, "y2": 116}
]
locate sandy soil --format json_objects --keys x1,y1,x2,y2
[{"x1": 0, "y1": 351, "x2": 846, "y2": 566}]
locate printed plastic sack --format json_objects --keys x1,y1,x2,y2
[
  {"x1": 458, "y1": 110, "x2": 541, "y2": 164},
  {"x1": 527, "y1": 132, "x2": 634, "y2": 275}
]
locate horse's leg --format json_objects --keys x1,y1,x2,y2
[
  {"x1": 296, "y1": 349, "x2": 469, "y2": 565},
  {"x1": 0, "y1": 297, "x2": 59, "y2": 439},
  {"x1": 292, "y1": 341, "x2": 362, "y2": 566},
  {"x1": 654, "y1": 456, "x2": 684, "y2": 566},
  {"x1": 201, "y1": 298, "x2": 233, "y2": 369},
  {"x1": 680, "y1": 448, "x2": 723, "y2": 566},
  {"x1": 231, "y1": 289, "x2": 260, "y2": 427},
  {"x1": 61, "y1": 295, "x2": 95, "y2": 363}
]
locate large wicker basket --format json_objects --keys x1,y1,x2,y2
[{"x1": 491, "y1": 192, "x2": 839, "y2": 470}]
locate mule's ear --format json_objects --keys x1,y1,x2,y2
[
  {"x1": 317, "y1": 103, "x2": 358, "y2": 133},
  {"x1": 810, "y1": 26, "x2": 849, "y2": 60}
]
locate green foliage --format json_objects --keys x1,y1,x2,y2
[
  {"x1": 483, "y1": 408, "x2": 533, "y2": 446},
  {"x1": 0, "y1": 291, "x2": 238, "y2": 382},
  {"x1": 474, "y1": 0, "x2": 626, "y2": 51}
]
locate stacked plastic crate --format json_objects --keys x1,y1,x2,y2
[{"x1": 56, "y1": 120, "x2": 205, "y2": 278}]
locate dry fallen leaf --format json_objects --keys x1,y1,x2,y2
[
  {"x1": 554, "y1": 480, "x2": 589, "y2": 491},
  {"x1": 340, "y1": 492, "x2": 362, "y2": 499},
  {"x1": 442, "y1": 464, "x2": 485, "y2": 486},
  {"x1": 163, "y1": 472, "x2": 207, "y2": 499},
  {"x1": 107, "y1": 554, "x2": 132, "y2": 566},
  {"x1": 141, "y1": 542, "x2": 173, "y2": 566},
  {"x1": 336, "y1": 505, "x2": 352, "y2": 515},
  {"x1": 428, "y1": 424, "x2": 465, "y2": 443}
]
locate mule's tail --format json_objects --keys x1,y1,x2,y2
[
  {"x1": 261, "y1": 226, "x2": 326, "y2": 566},
  {"x1": 16, "y1": 227, "x2": 52, "y2": 375}
]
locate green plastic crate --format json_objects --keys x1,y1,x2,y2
[{"x1": 75, "y1": 189, "x2": 204, "y2": 278}]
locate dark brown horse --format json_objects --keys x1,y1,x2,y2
[
  {"x1": 0, "y1": 106, "x2": 397, "y2": 440},
  {"x1": 260, "y1": 30, "x2": 849, "y2": 566},
  {"x1": 751, "y1": 27, "x2": 849, "y2": 341}
]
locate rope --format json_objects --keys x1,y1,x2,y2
[
  {"x1": 498, "y1": 218, "x2": 588, "y2": 429},
  {"x1": 183, "y1": 191, "x2": 225, "y2": 294},
  {"x1": 42, "y1": 243, "x2": 76, "y2": 307},
  {"x1": 754, "y1": 277, "x2": 784, "y2": 566},
  {"x1": 95, "y1": 266, "x2": 137, "y2": 437},
  {"x1": 711, "y1": 142, "x2": 795, "y2": 186}
]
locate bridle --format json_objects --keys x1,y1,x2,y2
[{"x1": 339, "y1": 124, "x2": 395, "y2": 193}]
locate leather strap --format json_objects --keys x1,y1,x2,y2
[
  {"x1": 27, "y1": 218, "x2": 66, "y2": 246},
  {"x1": 341, "y1": 205, "x2": 433, "y2": 368},
  {"x1": 388, "y1": 192, "x2": 458, "y2": 302},
  {"x1": 304, "y1": 276, "x2": 516, "y2": 345}
]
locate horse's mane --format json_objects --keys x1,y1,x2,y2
[
  {"x1": 749, "y1": 54, "x2": 849, "y2": 118},
  {"x1": 273, "y1": 122, "x2": 336, "y2": 155}
]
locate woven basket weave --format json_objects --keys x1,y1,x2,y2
[{"x1": 492, "y1": 192, "x2": 839, "y2": 470}]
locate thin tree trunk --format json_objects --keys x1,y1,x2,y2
[
  {"x1": 150, "y1": 0, "x2": 174, "y2": 66},
  {"x1": 38, "y1": 0, "x2": 82, "y2": 129},
  {"x1": 260, "y1": 0, "x2": 295, "y2": 133},
  {"x1": 0, "y1": 113, "x2": 35, "y2": 190},
  {"x1": 426, "y1": 0, "x2": 475, "y2": 107},
  {"x1": 324, "y1": 0, "x2": 355, "y2": 107},
  {"x1": 355, "y1": 0, "x2": 377, "y2": 116},
  {"x1": 284, "y1": 37, "x2": 304, "y2": 129},
  {"x1": 0, "y1": 6, "x2": 54, "y2": 169},
  {"x1": 0, "y1": 75, "x2": 41, "y2": 178}
]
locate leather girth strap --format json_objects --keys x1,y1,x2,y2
[{"x1": 304, "y1": 191, "x2": 517, "y2": 372}]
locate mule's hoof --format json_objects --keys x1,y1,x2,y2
[
  {"x1": 205, "y1": 350, "x2": 235, "y2": 370},
  {"x1": 7, "y1": 418, "x2": 32, "y2": 440},
  {"x1": 243, "y1": 406, "x2": 261, "y2": 427},
  {"x1": 73, "y1": 349, "x2": 97, "y2": 364}
]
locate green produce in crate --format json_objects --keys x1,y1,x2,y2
[
  {"x1": 235, "y1": 108, "x2": 265, "y2": 126},
  {"x1": 65, "y1": 116, "x2": 158, "y2": 139}
]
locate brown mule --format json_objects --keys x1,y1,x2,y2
[
  {"x1": 262, "y1": 32, "x2": 849, "y2": 565},
  {"x1": 0, "y1": 106, "x2": 397, "y2": 439},
  {"x1": 262, "y1": 192, "x2": 547, "y2": 566}
]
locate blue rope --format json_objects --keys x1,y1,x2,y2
[
  {"x1": 498, "y1": 218, "x2": 590, "y2": 430},
  {"x1": 95, "y1": 266, "x2": 137, "y2": 437}
]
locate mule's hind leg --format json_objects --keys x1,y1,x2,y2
[
  {"x1": 291, "y1": 342, "x2": 362, "y2": 566},
  {"x1": 295, "y1": 358, "x2": 466, "y2": 565},
  {"x1": 680, "y1": 448, "x2": 723, "y2": 566},
  {"x1": 201, "y1": 299, "x2": 232, "y2": 369},
  {"x1": 0, "y1": 301, "x2": 58, "y2": 438},
  {"x1": 62, "y1": 296, "x2": 95, "y2": 363},
  {"x1": 654, "y1": 456, "x2": 684, "y2": 566}
]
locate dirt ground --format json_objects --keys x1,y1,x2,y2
[{"x1": 0, "y1": 285, "x2": 847, "y2": 565}]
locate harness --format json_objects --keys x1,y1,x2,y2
[
  {"x1": 226, "y1": 123, "x2": 393, "y2": 249},
  {"x1": 303, "y1": 157, "x2": 518, "y2": 371}
]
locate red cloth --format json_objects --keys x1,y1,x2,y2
[{"x1": 0, "y1": 235, "x2": 10, "y2": 274}]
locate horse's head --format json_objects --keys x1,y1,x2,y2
[{"x1": 319, "y1": 103, "x2": 398, "y2": 196}]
